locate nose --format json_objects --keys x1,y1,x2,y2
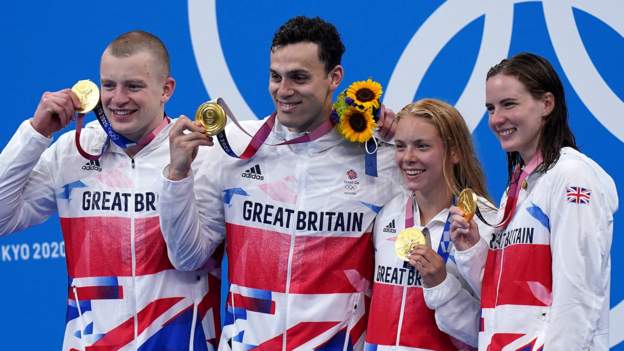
[
  {"x1": 276, "y1": 80, "x2": 294, "y2": 98},
  {"x1": 401, "y1": 145, "x2": 419, "y2": 164},
  {"x1": 488, "y1": 107, "x2": 506, "y2": 128},
  {"x1": 108, "y1": 87, "x2": 129, "y2": 106}
]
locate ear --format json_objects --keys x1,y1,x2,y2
[
  {"x1": 328, "y1": 65, "x2": 344, "y2": 92},
  {"x1": 161, "y1": 77, "x2": 176, "y2": 104},
  {"x1": 449, "y1": 146, "x2": 460, "y2": 165},
  {"x1": 541, "y1": 92, "x2": 555, "y2": 118}
]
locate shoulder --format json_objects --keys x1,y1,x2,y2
[
  {"x1": 547, "y1": 148, "x2": 610, "y2": 187},
  {"x1": 546, "y1": 147, "x2": 618, "y2": 212}
]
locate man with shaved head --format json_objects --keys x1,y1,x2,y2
[{"x1": 0, "y1": 30, "x2": 220, "y2": 350}]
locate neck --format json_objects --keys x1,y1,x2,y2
[
  {"x1": 123, "y1": 114, "x2": 168, "y2": 157},
  {"x1": 413, "y1": 187, "x2": 452, "y2": 225},
  {"x1": 287, "y1": 104, "x2": 333, "y2": 134},
  {"x1": 519, "y1": 143, "x2": 540, "y2": 165}
]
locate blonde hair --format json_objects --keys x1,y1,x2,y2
[
  {"x1": 106, "y1": 30, "x2": 170, "y2": 78},
  {"x1": 396, "y1": 98, "x2": 491, "y2": 201}
]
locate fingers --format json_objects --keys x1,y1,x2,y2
[
  {"x1": 65, "y1": 88, "x2": 83, "y2": 110},
  {"x1": 31, "y1": 89, "x2": 79, "y2": 136},
  {"x1": 408, "y1": 245, "x2": 447, "y2": 287},
  {"x1": 377, "y1": 105, "x2": 397, "y2": 141},
  {"x1": 170, "y1": 116, "x2": 214, "y2": 145},
  {"x1": 449, "y1": 206, "x2": 469, "y2": 238},
  {"x1": 449, "y1": 206, "x2": 481, "y2": 251},
  {"x1": 167, "y1": 115, "x2": 214, "y2": 181},
  {"x1": 170, "y1": 115, "x2": 207, "y2": 135},
  {"x1": 47, "y1": 92, "x2": 75, "y2": 124}
]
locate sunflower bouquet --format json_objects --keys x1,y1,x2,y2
[{"x1": 331, "y1": 79, "x2": 383, "y2": 143}]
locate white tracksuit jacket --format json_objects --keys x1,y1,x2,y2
[
  {"x1": 159, "y1": 118, "x2": 402, "y2": 351},
  {"x1": 365, "y1": 191, "x2": 496, "y2": 350},
  {"x1": 0, "y1": 119, "x2": 221, "y2": 351},
  {"x1": 454, "y1": 147, "x2": 618, "y2": 350}
]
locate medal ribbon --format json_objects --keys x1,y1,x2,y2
[
  {"x1": 496, "y1": 153, "x2": 543, "y2": 230},
  {"x1": 404, "y1": 193, "x2": 453, "y2": 263},
  {"x1": 75, "y1": 104, "x2": 170, "y2": 160},
  {"x1": 214, "y1": 98, "x2": 336, "y2": 160}
]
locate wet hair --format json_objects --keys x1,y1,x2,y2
[
  {"x1": 106, "y1": 30, "x2": 170, "y2": 77},
  {"x1": 396, "y1": 98, "x2": 491, "y2": 201},
  {"x1": 271, "y1": 16, "x2": 345, "y2": 73},
  {"x1": 486, "y1": 52, "x2": 577, "y2": 179}
]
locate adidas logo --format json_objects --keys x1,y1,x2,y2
[
  {"x1": 81, "y1": 159, "x2": 102, "y2": 172},
  {"x1": 383, "y1": 219, "x2": 396, "y2": 233},
  {"x1": 241, "y1": 164, "x2": 264, "y2": 181}
]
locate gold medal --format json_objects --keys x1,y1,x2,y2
[
  {"x1": 71, "y1": 80, "x2": 100, "y2": 114},
  {"x1": 195, "y1": 101, "x2": 227, "y2": 136},
  {"x1": 458, "y1": 188, "x2": 477, "y2": 221},
  {"x1": 395, "y1": 227, "x2": 426, "y2": 261}
]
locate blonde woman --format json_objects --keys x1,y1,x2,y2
[{"x1": 365, "y1": 99, "x2": 496, "y2": 350}]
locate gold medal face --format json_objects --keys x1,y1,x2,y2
[
  {"x1": 195, "y1": 101, "x2": 227, "y2": 136},
  {"x1": 458, "y1": 188, "x2": 477, "y2": 221},
  {"x1": 395, "y1": 227, "x2": 426, "y2": 261},
  {"x1": 71, "y1": 79, "x2": 100, "y2": 114}
]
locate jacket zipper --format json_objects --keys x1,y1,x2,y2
[{"x1": 130, "y1": 156, "x2": 139, "y2": 347}]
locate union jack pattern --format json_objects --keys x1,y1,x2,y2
[{"x1": 565, "y1": 186, "x2": 591, "y2": 204}]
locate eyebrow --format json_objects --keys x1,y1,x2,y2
[
  {"x1": 395, "y1": 138, "x2": 430, "y2": 144},
  {"x1": 269, "y1": 68, "x2": 310, "y2": 75}
]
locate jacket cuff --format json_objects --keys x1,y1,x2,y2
[
  {"x1": 423, "y1": 273, "x2": 461, "y2": 309},
  {"x1": 453, "y1": 238, "x2": 488, "y2": 263}
]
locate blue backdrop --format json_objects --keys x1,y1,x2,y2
[{"x1": 1, "y1": 1, "x2": 622, "y2": 349}]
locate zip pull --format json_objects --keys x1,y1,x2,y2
[{"x1": 131, "y1": 158, "x2": 135, "y2": 169}]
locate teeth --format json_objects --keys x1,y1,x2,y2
[
  {"x1": 111, "y1": 110, "x2": 133, "y2": 116},
  {"x1": 404, "y1": 169, "x2": 424, "y2": 176},
  {"x1": 279, "y1": 101, "x2": 299, "y2": 111},
  {"x1": 499, "y1": 127, "x2": 516, "y2": 136}
]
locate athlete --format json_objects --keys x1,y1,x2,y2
[
  {"x1": 160, "y1": 16, "x2": 401, "y2": 350},
  {"x1": 365, "y1": 99, "x2": 496, "y2": 350},
  {"x1": 450, "y1": 53, "x2": 618, "y2": 350},
  {"x1": 0, "y1": 31, "x2": 220, "y2": 350}
]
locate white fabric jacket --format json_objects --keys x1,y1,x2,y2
[
  {"x1": 0, "y1": 119, "x2": 220, "y2": 351},
  {"x1": 160, "y1": 118, "x2": 402, "y2": 351},
  {"x1": 365, "y1": 191, "x2": 496, "y2": 350},
  {"x1": 454, "y1": 147, "x2": 618, "y2": 350}
]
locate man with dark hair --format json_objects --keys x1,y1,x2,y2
[
  {"x1": 0, "y1": 30, "x2": 220, "y2": 350},
  {"x1": 161, "y1": 16, "x2": 400, "y2": 350}
]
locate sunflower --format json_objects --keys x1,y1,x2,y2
[
  {"x1": 337, "y1": 107, "x2": 377, "y2": 143},
  {"x1": 346, "y1": 79, "x2": 383, "y2": 110}
]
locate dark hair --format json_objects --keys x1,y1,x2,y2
[
  {"x1": 106, "y1": 30, "x2": 170, "y2": 77},
  {"x1": 486, "y1": 52, "x2": 577, "y2": 179},
  {"x1": 271, "y1": 16, "x2": 345, "y2": 73}
]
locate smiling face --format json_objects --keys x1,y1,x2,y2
[
  {"x1": 395, "y1": 116, "x2": 453, "y2": 198},
  {"x1": 269, "y1": 42, "x2": 342, "y2": 133},
  {"x1": 485, "y1": 73, "x2": 553, "y2": 162},
  {"x1": 99, "y1": 49, "x2": 175, "y2": 141}
]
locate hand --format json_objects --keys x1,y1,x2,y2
[
  {"x1": 449, "y1": 206, "x2": 481, "y2": 251},
  {"x1": 376, "y1": 104, "x2": 397, "y2": 141},
  {"x1": 408, "y1": 245, "x2": 447, "y2": 288},
  {"x1": 167, "y1": 115, "x2": 214, "y2": 180},
  {"x1": 30, "y1": 89, "x2": 81, "y2": 137}
]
